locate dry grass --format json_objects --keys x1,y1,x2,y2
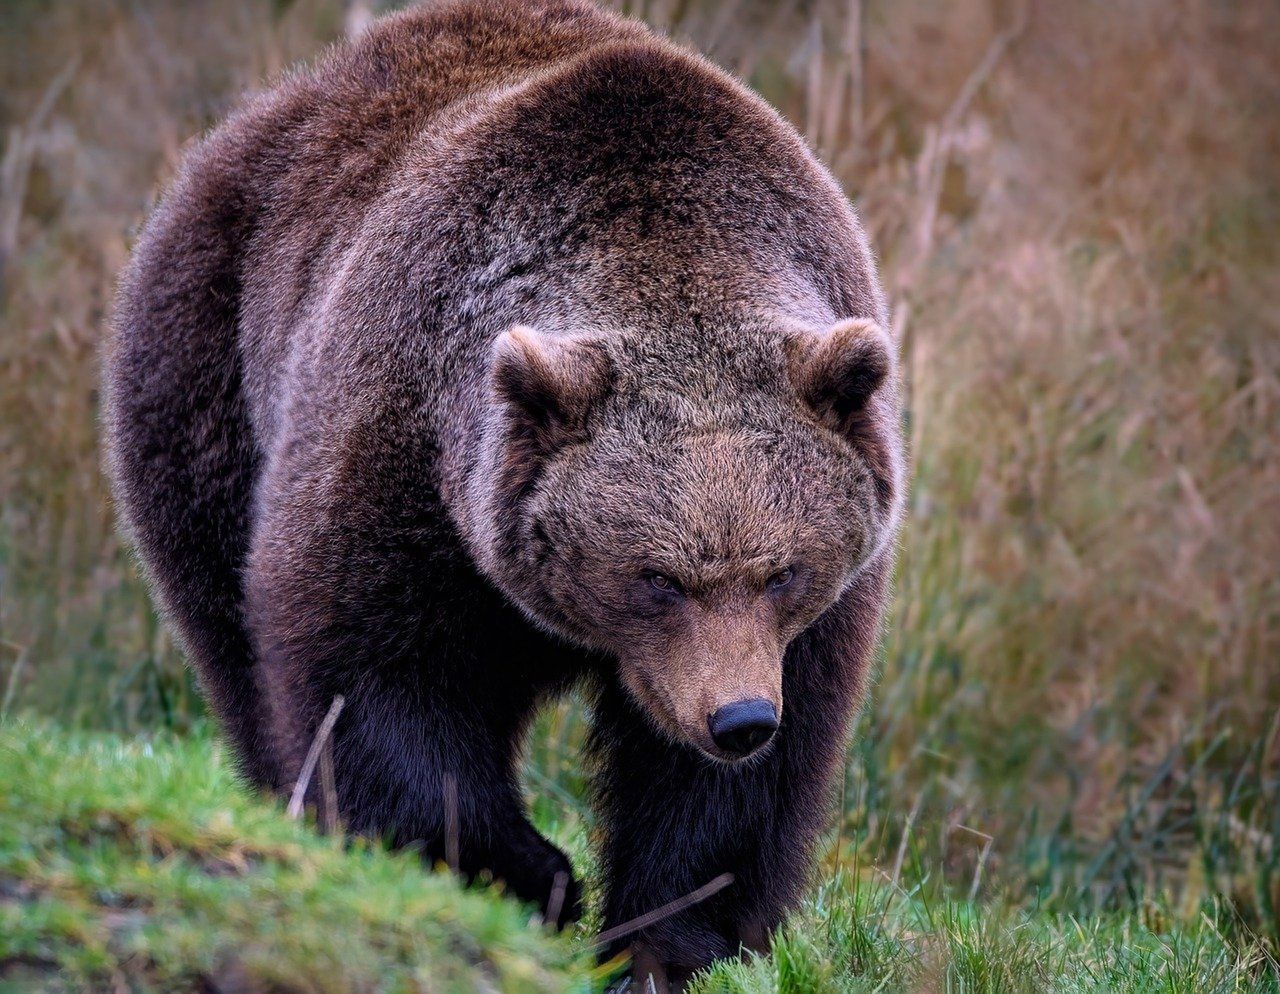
[
  {"x1": 1, "y1": 0, "x2": 1278, "y2": 957},
  {"x1": 0, "y1": 0, "x2": 349, "y2": 725}
]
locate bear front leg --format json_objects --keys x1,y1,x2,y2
[
  {"x1": 589, "y1": 683, "x2": 776, "y2": 989},
  {"x1": 590, "y1": 579, "x2": 885, "y2": 989},
  {"x1": 257, "y1": 611, "x2": 584, "y2": 927},
  {"x1": 246, "y1": 449, "x2": 582, "y2": 926},
  {"x1": 331, "y1": 685, "x2": 584, "y2": 928}
]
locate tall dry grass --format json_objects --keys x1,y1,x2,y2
[
  {"x1": 1, "y1": 0, "x2": 349, "y2": 725},
  {"x1": 1, "y1": 0, "x2": 1277, "y2": 941}
]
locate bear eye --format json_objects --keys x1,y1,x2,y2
[
  {"x1": 648, "y1": 573, "x2": 683, "y2": 596},
  {"x1": 767, "y1": 567, "x2": 795, "y2": 591}
]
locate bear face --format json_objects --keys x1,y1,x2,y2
[{"x1": 481, "y1": 318, "x2": 900, "y2": 761}]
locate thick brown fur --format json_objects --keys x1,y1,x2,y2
[{"x1": 104, "y1": 1, "x2": 904, "y2": 988}]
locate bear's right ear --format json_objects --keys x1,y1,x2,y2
[{"x1": 490, "y1": 325, "x2": 614, "y2": 450}]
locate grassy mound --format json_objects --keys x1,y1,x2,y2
[{"x1": 0, "y1": 718, "x2": 597, "y2": 993}]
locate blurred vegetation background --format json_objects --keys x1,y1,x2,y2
[{"x1": 1, "y1": 0, "x2": 1278, "y2": 983}]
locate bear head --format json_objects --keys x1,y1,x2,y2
[{"x1": 477, "y1": 316, "x2": 902, "y2": 762}]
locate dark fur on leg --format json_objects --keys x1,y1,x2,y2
[
  {"x1": 590, "y1": 565, "x2": 888, "y2": 982},
  {"x1": 105, "y1": 166, "x2": 275, "y2": 789},
  {"x1": 243, "y1": 402, "x2": 587, "y2": 924}
]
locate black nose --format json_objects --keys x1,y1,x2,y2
[{"x1": 707, "y1": 698, "x2": 779, "y2": 758}]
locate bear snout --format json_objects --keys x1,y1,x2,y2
[{"x1": 707, "y1": 697, "x2": 779, "y2": 759}]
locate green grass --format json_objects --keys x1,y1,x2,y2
[
  {"x1": 3, "y1": 717, "x2": 1277, "y2": 993},
  {"x1": 692, "y1": 874, "x2": 1279, "y2": 993},
  {"x1": 0, "y1": 717, "x2": 600, "y2": 993}
]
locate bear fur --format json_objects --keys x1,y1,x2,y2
[{"x1": 104, "y1": 0, "x2": 904, "y2": 987}]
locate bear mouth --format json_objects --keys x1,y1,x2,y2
[{"x1": 696, "y1": 739, "x2": 778, "y2": 766}]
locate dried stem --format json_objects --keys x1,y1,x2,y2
[
  {"x1": 593, "y1": 872, "x2": 735, "y2": 950},
  {"x1": 443, "y1": 773, "x2": 460, "y2": 873},
  {"x1": 287, "y1": 695, "x2": 345, "y2": 820},
  {"x1": 545, "y1": 871, "x2": 569, "y2": 927}
]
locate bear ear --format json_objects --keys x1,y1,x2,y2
[
  {"x1": 490, "y1": 325, "x2": 614, "y2": 449},
  {"x1": 785, "y1": 318, "x2": 894, "y2": 432}
]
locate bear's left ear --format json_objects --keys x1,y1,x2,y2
[
  {"x1": 785, "y1": 318, "x2": 894, "y2": 433},
  {"x1": 490, "y1": 325, "x2": 614, "y2": 451}
]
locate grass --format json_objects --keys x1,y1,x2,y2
[
  {"x1": 1, "y1": 0, "x2": 1279, "y2": 989},
  {"x1": 0, "y1": 717, "x2": 600, "y2": 993},
  {"x1": 691, "y1": 875, "x2": 1278, "y2": 994},
  {"x1": 4, "y1": 717, "x2": 1276, "y2": 992}
]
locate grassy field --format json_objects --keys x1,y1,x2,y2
[
  {"x1": 1, "y1": 0, "x2": 1278, "y2": 990},
  {"x1": 5, "y1": 719, "x2": 1275, "y2": 993}
]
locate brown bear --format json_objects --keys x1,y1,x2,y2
[{"x1": 104, "y1": 0, "x2": 904, "y2": 988}]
